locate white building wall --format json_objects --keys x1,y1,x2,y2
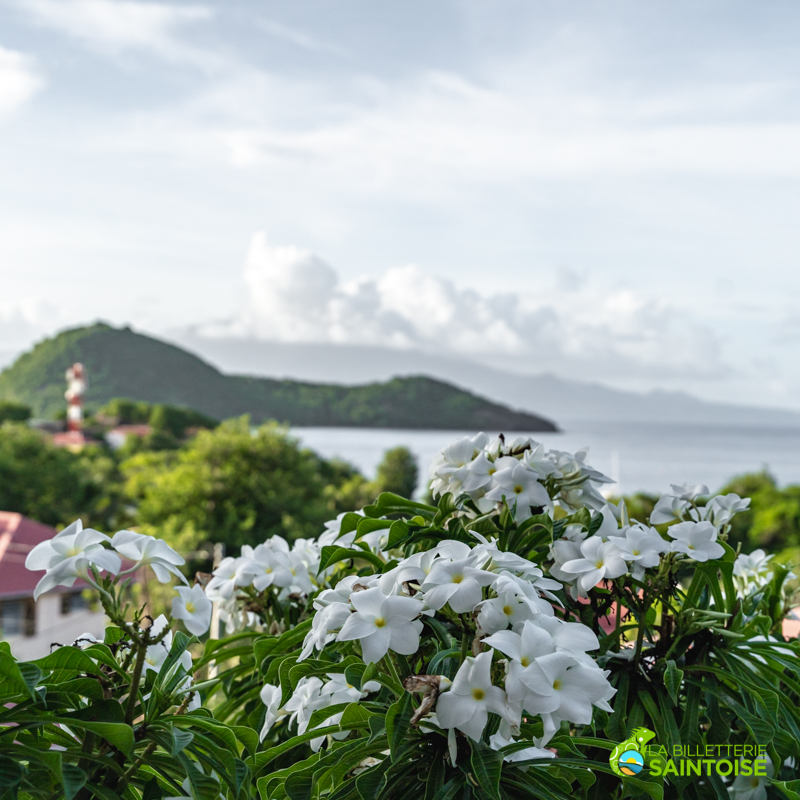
[{"x1": 5, "y1": 594, "x2": 107, "y2": 661}]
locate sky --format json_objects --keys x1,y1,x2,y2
[{"x1": 1, "y1": 0, "x2": 800, "y2": 407}]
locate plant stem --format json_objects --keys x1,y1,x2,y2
[{"x1": 125, "y1": 637, "x2": 148, "y2": 726}]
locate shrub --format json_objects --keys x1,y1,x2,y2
[{"x1": 3, "y1": 432, "x2": 799, "y2": 800}]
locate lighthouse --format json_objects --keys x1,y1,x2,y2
[
  {"x1": 65, "y1": 363, "x2": 86, "y2": 433},
  {"x1": 53, "y1": 363, "x2": 90, "y2": 449}
]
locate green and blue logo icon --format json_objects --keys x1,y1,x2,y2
[{"x1": 609, "y1": 727, "x2": 656, "y2": 777}]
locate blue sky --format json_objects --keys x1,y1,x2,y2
[{"x1": 1, "y1": 0, "x2": 800, "y2": 407}]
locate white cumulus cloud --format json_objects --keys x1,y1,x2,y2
[
  {"x1": 0, "y1": 46, "x2": 43, "y2": 116},
  {"x1": 198, "y1": 232, "x2": 729, "y2": 383}
]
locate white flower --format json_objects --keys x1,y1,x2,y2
[
  {"x1": 336, "y1": 587, "x2": 424, "y2": 663},
  {"x1": 429, "y1": 433, "x2": 489, "y2": 497},
  {"x1": 111, "y1": 530, "x2": 186, "y2": 583},
  {"x1": 142, "y1": 615, "x2": 192, "y2": 675},
  {"x1": 25, "y1": 520, "x2": 122, "y2": 600},
  {"x1": 436, "y1": 651, "x2": 510, "y2": 741},
  {"x1": 668, "y1": 521, "x2": 725, "y2": 562},
  {"x1": 706, "y1": 493, "x2": 750, "y2": 527},
  {"x1": 727, "y1": 755, "x2": 772, "y2": 800},
  {"x1": 488, "y1": 732, "x2": 554, "y2": 763},
  {"x1": 420, "y1": 559, "x2": 497, "y2": 613},
  {"x1": 172, "y1": 584, "x2": 213, "y2": 636},
  {"x1": 284, "y1": 677, "x2": 323, "y2": 735},
  {"x1": 299, "y1": 602, "x2": 352, "y2": 661},
  {"x1": 548, "y1": 539, "x2": 583, "y2": 583},
  {"x1": 259, "y1": 684, "x2": 283, "y2": 741},
  {"x1": 650, "y1": 495, "x2": 690, "y2": 525},
  {"x1": 490, "y1": 572, "x2": 557, "y2": 616},
  {"x1": 484, "y1": 462, "x2": 551, "y2": 521},
  {"x1": 607, "y1": 526, "x2": 667, "y2": 580},
  {"x1": 205, "y1": 557, "x2": 255, "y2": 601},
  {"x1": 240, "y1": 544, "x2": 294, "y2": 592},
  {"x1": 514, "y1": 652, "x2": 613, "y2": 733},
  {"x1": 476, "y1": 590, "x2": 535, "y2": 635},
  {"x1": 560, "y1": 536, "x2": 628, "y2": 592}
]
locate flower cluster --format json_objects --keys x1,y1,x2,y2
[
  {"x1": 428, "y1": 433, "x2": 613, "y2": 520},
  {"x1": 24, "y1": 519, "x2": 213, "y2": 637},
  {"x1": 205, "y1": 535, "x2": 324, "y2": 634},
  {"x1": 291, "y1": 531, "x2": 612, "y2": 756}
]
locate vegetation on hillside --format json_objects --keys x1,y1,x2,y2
[
  {"x1": 0, "y1": 416, "x2": 417, "y2": 561},
  {"x1": 0, "y1": 323, "x2": 557, "y2": 430}
]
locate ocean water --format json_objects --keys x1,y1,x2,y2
[{"x1": 292, "y1": 422, "x2": 800, "y2": 497}]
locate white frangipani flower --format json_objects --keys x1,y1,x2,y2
[
  {"x1": 336, "y1": 587, "x2": 424, "y2": 663},
  {"x1": 515, "y1": 652, "x2": 614, "y2": 734},
  {"x1": 607, "y1": 526, "x2": 667, "y2": 580},
  {"x1": 484, "y1": 462, "x2": 551, "y2": 521},
  {"x1": 111, "y1": 530, "x2": 187, "y2": 583},
  {"x1": 172, "y1": 584, "x2": 213, "y2": 636},
  {"x1": 259, "y1": 684, "x2": 283, "y2": 741},
  {"x1": 420, "y1": 559, "x2": 497, "y2": 613},
  {"x1": 436, "y1": 651, "x2": 511, "y2": 741},
  {"x1": 706, "y1": 493, "x2": 750, "y2": 527},
  {"x1": 560, "y1": 536, "x2": 628, "y2": 592},
  {"x1": 727, "y1": 755, "x2": 772, "y2": 800},
  {"x1": 284, "y1": 677, "x2": 323, "y2": 735},
  {"x1": 476, "y1": 589, "x2": 535, "y2": 635},
  {"x1": 488, "y1": 732, "x2": 554, "y2": 764},
  {"x1": 668, "y1": 521, "x2": 725, "y2": 562},
  {"x1": 25, "y1": 520, "x2": 122, "y2": 600},
  {"x1": 299, "y1": 602, "x2": 352, "y2": 661}
]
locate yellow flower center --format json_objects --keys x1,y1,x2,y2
[
  {"x1": 265, "y1": 567, "x2": 273, "y2": 574},
  {"x1": 66, "y1": 547, "x2": 81, "y2": 557},
  {"x1": 185, "y1": 602, "x2": 196, "y2": 613},
  {"x1": 452, "y1": 574, "x2": 464, "y2": 584},
  {"x1": 374, "y1": 617, "x2": 386, "y2": 628},
  {"x1": 552, "y1": 679, "x2": 562, "y2": 691},
  {"x1": 595, "y1": 559, "x2": 604, "y2": 569},
  {"x1": 632, "y1": 550, "x2": 640, "y2": 556},
  {"x1": 520, "y1": 657, "x2": 530, "y2": 667},
  {"x1": 471, "y1": 688, "x2": 485, "y2": 701},
  {"x1": 503, "y1": 605, "x2": 513, "y2": 617},
  {"x1": 514, "y1": 485, "x2": 524, "y2": 494}
]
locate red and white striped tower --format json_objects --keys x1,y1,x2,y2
[{"x1": 65, "y1": 363, "x2": 86, "y2": 433}]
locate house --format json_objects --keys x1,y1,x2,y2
[
  {"x1": 105, "y1": 424, "x2": 153, "y2": 450},
  {"x1": 0, "y1": 512, "x2": 107, "y2": 660}
]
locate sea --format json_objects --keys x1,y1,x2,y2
[{"x1": 292, "y1": 421, "x2": 800, "y2": 498}]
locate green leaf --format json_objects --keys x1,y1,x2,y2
[
  {"x1": 622, "y1": 775, "x2": 664, "y2": 800},
  {"x1": 61, "y1": 765, "x2": 87, "y2": 800},
  {"x1": 430, "y1": 776, "x2": 464, "y2": 800},
  {"x1": 171, "y1": 728, "x2": 195, "y2": 754},
  {"x1": 424, "y1": 750, "x2": 446, "y2": 800},
  {"x1": 354, "y1": 758, "x2": 389, "y2": 800},
  {"x1": 318, "y1": 546, "x2": 385, "y2": 573},
  {"x1": 0, "y1": 757, "x2": 25, "y2": 790},
  {"x1": 363, "y1": 492, "x2": 437, "y2": 520},
  {"x1": 664, "y1": 660, "x2": 684, "y2": 706},
  {"x1": 30, "y1": 647, "x2": 98, "y2": 675},
  {"x1": 234, "y1": 759, "x2": 250, "y2": 798},
  {"x1": 469, "y1": 741, "x2": 503, "y2": 800},
  {"x1": 385, "y1": 692, "x2": 413, "y2": 762},
  {"x1": 772, "y1": 780, "x2": 800, "y2": 800}
]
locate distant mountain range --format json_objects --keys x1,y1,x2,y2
[
  {"x1": 171, "y1": 334, "x2": 800, "y2": 428},
  {"x1": 0, "y1": 324, "x2": 557, "y2": 431}
]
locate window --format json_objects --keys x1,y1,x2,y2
[
  {"x1": 60, "y1": 592, "x2": 89, "y2": 615},
  {"x1": 0, "y1": 598, "x2": 36, "y2": 637}
]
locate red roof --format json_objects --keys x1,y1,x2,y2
[
  {"x1": 109, "y1": 425, "x2": 152, "y2": 437},
  {"x1": 0, "y1": 513, "x2": 72, "y2": 599}
]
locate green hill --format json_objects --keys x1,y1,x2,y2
[{"x1": 0, "y1": 324, "x2": 558, "y2": 431}]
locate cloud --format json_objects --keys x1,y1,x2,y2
[
  {"x1": 0, "y1": 46, "x2": 43, "y2": 116},
  {"x1": 198, "y1": 232, "x2": 729, "y2": 383},
  {"x1": 18, "y1": 0, "x2": 212, "y2": 64},
  {"x1": 0, "y1": 298, "x2": 60, "y2": 351}
]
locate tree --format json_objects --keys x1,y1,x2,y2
[
  {"x1": 0, "y1": 423, "x2": 106, "y2": 527},
  {"x1": 373, "y1": 445, "x2": 418, "y2": 497},
  {"x1": 0, "y1": 400, "x2": 31, "y2": 424},
  {"x1": 120, "y1": 418, "x2": 358, "y2": 558}
]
